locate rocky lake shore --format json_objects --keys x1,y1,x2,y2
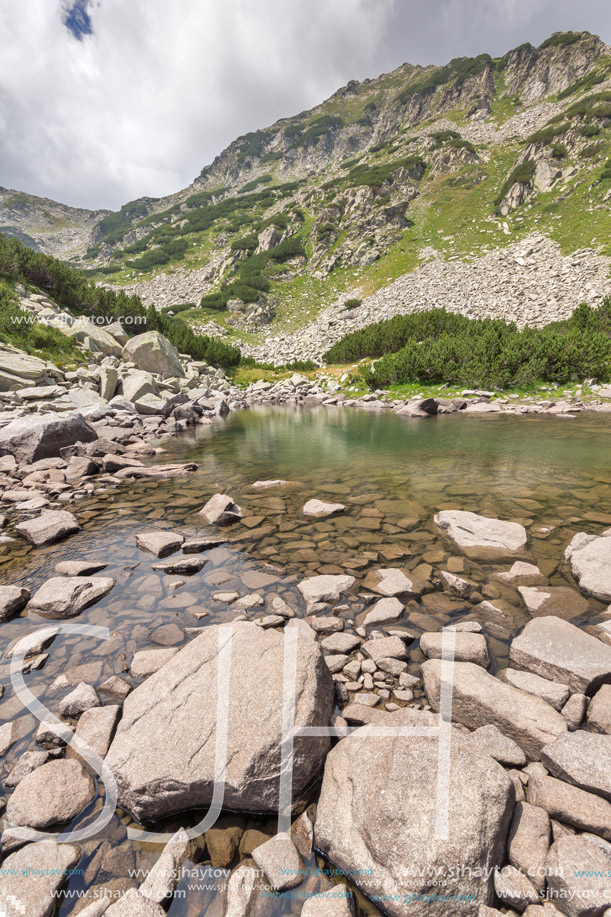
[{"x1": 0, "y1": 297, "x2": 611, "y2": 917}]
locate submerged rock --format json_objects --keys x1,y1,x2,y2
[
  {"x1": 314, "y1": 726, "x2": 515, "y2": 916},
  {"x1": 105, "y1": 622, "x2": 334, "y2": 821},
  {"x1": 136, "y1": 531, "x2": 184, "y2": 558},
  {"x1": 302, "y1": 499, "x2": 345, "y2": 517}
]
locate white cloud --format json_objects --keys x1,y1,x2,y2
[
  {"x1": 0, "y1": 0, "x2": 609, "y2": 210},
  {"x1": 0, "y1": 0, "x2": 395, "y2": 209}
]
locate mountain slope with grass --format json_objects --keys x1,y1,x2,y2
[{"x1": 1, "y1": 30, "x2": 611, "y2": 364}]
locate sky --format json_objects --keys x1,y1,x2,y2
[{"x1": 0, "y1": 0, "x2": 609, "y2": 212}]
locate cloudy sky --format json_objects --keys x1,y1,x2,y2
[{"x1": 1, "y1": 0, "x2": 609, "y2": 211}]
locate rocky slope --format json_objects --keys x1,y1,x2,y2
[{"x1": 1, "y1": 31, "x2": 611, "y2": 362}]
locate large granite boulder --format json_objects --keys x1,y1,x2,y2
[
  {"x1": 421, "y1": 659, "x2": 566, "y2": 758},
  {"x1": 565, "y1": 531, "x2": 611, "y2": 601},
  {"x1": 105, "y1": 622, "x2": 334, "y2": 821},
  {"x1": 122, "y1": 331, "x2": 185, "y2": 378},
  {"x1": 314, "y1": 725, "x2": 515, "y2": 917},
  {"x1": 509, "y1": 616, "x2": 611, "y2": 694},
  {"x1": 65, "y1": 317, "x2": 123, "y2": 357},
  {"x1": 0, "y1": 412, "x2": 97, "y2": 463},
  {"x1": 434, "y1": 510, "x2": 527, "y2": 557},
  {"x1": 0, "y1": 349, "x2": 61, "y2": 391},
  {"x1": 122, "y1": 370, "x2": 158, "y2": 403},
  {"x1": 0, "y1": 840, "x2": 81, "y2": 917}
]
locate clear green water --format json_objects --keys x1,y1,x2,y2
[{"x1": 1, "y1": 406, "x2": 611, "y2": 916}]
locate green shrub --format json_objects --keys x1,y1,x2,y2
[
  {"x1": 398, "y1": 54, "x2": 494, "y2": 105},
  {"x1": 525, "y1": 123, "x2": 569, "y2": 145},
  {"x1": 95, "y1": 199, "x2": 154, "y2": 245},
  {"x1": 347, "y1": 155, "x2": 426, "y2": 189},
  {"x1": 557, "y1": 70, "x2": 606, "y2": 99},
  {"x1": 551, "y1": 143, "x2": 568, "y2": 159},
  {"x1": 323, "y1": 301, "x2": 611, "y2": 389},
  {"x1": 0, "y1": 233, "x2": 240, "y2": 367},
  {"x1": 601, "y1": 159, "x2": 611, "y2": 181},
  {"x1": 540, "y1": 32, "x2": 582, "y2": 50},
  {"x1": 343, "y1": 298, "x2": 362, "y2": 310},
  {"x1": 239, "y1": 174, "x2": 273, "y2": 194},
  {"x1": 0, "y1": 278, "x2": 82, "y2": 363},
  {"x1": 579, "y1": 123, "x2": 601, "y2": 137}
]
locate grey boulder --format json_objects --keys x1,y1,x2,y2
[
  {"x1": 199, "y1": 493, "x2": 242, "y2": 525},
  {"x1": 565, "y1": 531, "x2": 611, "y2": 601},
  {"x1": 434, "y1": 510, "x2": 527, "y2": 556},
  {"x1": 6, "y1": 758, "x2": 94, "y2": 827},
  {"x1": 28, "y1": 576, "x2": 115, "y2": 618},
  {"x1": 545, "y1": 834, "x2": 611, "y2": 917},
  {"x1": 0, "y1": 840, "x2": 81, "y2": 917},
  {"x1": 105, "y1": 622, "x2": 334, "y2": 821},
  {"x1": 0, "y1": 585, "x2": 30, "y2": 622},
  {"x1": 509, "y1": 616, "x2": 611, "y2": 694},
  {"x1": 122, "y1": 331, "x2": 185, "y2": 378},
  {"x1": 314, "y1": 725, "x2": 515, "y2": 917},
  {"x1": 541, "y1": 731, "x2": 611, "y2": 801},
  {"x1": 0, "y1": 411, "x2": 97, "y2": 463},
  {"x1": 16, "y1": 509, "x2": 80, "y2": 547},
  {"x1": 421, "y1": 659, "x2": 566, "y2": 759}
]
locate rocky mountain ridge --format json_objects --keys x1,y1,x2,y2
[{"x1": 1, "y1": 31, "x2": 611, "y2": 362}]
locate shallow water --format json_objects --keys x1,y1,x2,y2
[{"x1": 2, "y1": 406, "x2": 611, "y2": 915}]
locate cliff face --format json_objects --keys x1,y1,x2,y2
[{"x1": 1, "y1": 30, "x2": 610, "y2": 356}]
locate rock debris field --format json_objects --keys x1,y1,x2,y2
[{"x1": 243, "y1": 233, "x2": 611, "y2": 364}]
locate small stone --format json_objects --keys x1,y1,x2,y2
[
  {"x1": 28, "y1": 576, "x2": 115, "y2": 618},
  {"x1": 73, "y1": 704, "x2": 120, "y2": 758},
  {"x1": 542, "y1": 731, "x2": 611, "y2": 801},
  {"x1": 59, "y1": 682, "x2": 100, "y2": 717},
  {"x1": 152, "y1": 557, "x2": 206, "y2": 575},
  {"x1": 362, "y1": 597, "x2": 404, "y2": 627},
  {"x1": 199, "y1": 493, "x2": 242, "y2": 525},
  {"x1": 562, "y1": 693, "x2": 588, "y2": 730},
  {"x1": 252, "y1": 832, "x2": 304, "y2": 892},
  {"x1": 302, "y1": 499, "x2": 345, "y2": 517},
  {"x1": 99, "y1": 675, "x2": 132, "y2": 700},
  {"x1": 494, "y1": 865, "x2": 540, "y2": 910},
  {"x1": 421, "y1": 631, "x2": 490, "y2": 667},
  {"x1": 504, "y1": 668, "x2": 570, "y2": 711},
  {"x1": 16, "y1": 509, "x2": 80, "y2": 547},
  {"x1": 321, "y1": 633, "x2": 361, "y2": 654},
  {"x1": 54, "y1": 560, "x2": 108, "y2": 576},
  {"x1": 0, "y1": 585, "x2": 30, "y2": 622},
  {"x1": 297, "y1": 575, "x2": 355, "y2": 605},
  {"x1": 466, "y1": 724, "x2": 527, "y2": 767},
  {"x1": 588, "y1": 684, "x2": 611, "y2": 734}
]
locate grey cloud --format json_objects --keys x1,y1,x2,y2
[{"x1": 0, "y1": 0, "x2": 609, "y2": 210}]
